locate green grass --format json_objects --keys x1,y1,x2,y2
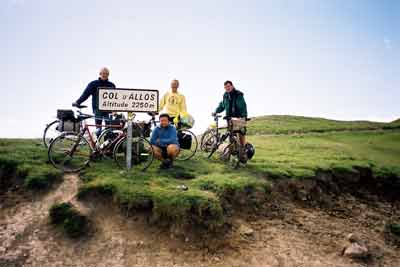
[
  {"x1": 248, "y1": 115, "x2": 400, "y2": 135},
  {"x1": 1, "y1": 115, "x2": 399, "y2": 230},
  {"x1": 78, "y1": 158, "x2": 270, "y2": 229},
  {"x1": 0, "y1": 139, "x2": 62, "y2": 189},
  {"x1": 389, "y1": 223, "x2": 400, "y2": 237},
  {"x1": 49, "y1": 202, "x2": 89, "y2": 238},
  {"x1": 247, "y1": 130, "x2": 400, "y2": 179}
]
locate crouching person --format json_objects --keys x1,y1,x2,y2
[{"x1": 150, "y1": 113, "x2": 180, "y2": 169}]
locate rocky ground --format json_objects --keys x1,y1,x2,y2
[{"x1": 1, "y1": 174, "x2": 399, "y2": 267}]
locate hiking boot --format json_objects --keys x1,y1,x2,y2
[
  {"x1": 160, "y1": 159, "x2": 172, "y2": 169},
  {"x1": 164, "y1": 159, "x2": 173, "y2": 169}
]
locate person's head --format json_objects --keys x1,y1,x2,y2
[
  {"x1": 171, "y1": 79, "x2": 179, "y2": 93},
  {"x1": 99, "y1": 67, "x2": 110, "y2": 81},
  {"x1": 224, "y1": 80, "x2": 234, "y2": 93},
  {"x1": 159, "y1": 113, "x2": 170, "y2": 127}
]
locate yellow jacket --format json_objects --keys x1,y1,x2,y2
[{"x1": 159, "y1": 91, "x2": 187, "y2": 117}]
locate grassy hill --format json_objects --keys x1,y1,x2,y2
[
  {"x1": 1, "y1": 115, "x2": 400, "y2": 230},
  {"x1": 248, "y1": 115, "x2": 400, "y2": 135}
]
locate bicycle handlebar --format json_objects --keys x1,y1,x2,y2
[
  {"x1": 222, "y1": 116, "x2": 251, "y2": 121},
  {"x1": 72, "y1": 103, "x2": 87, "y2": 109}
]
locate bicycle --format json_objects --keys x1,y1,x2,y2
[
  {"x1": 200, "y1": 117, "x2": 228, "y2": 152},
  {"x1": 205, "y1": 114, "x2": 250, "y2": 168},
  {"x1": 48, "y1": 105, "x2": 154, "y2": 172},
  {"x1": 43, "y1": 107, "x2": 125, "y2": 149},
  {"x1": 174, "y1": 120, "x2": 198, "y2": 161},
  {"x1": 42, "y1": 119, "x2": 61, "y2": 149},
  {"x1": 112, "y1": 114, "x2": 156, "y2": 169}
]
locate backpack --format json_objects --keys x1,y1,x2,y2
[
  {"x1": 178, "y1": 131, "x2": 192, "y2": 150},
  {"x1": 56, "y1": 109, "x2": 80, "y2": 133}
]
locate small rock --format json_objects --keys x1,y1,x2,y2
[
  {"x1": 347, "y1": 233, "x2": 361, "y2": 244},
  {"x1": 238, "y1": 224, "x2": 254, "y2": 237},
  {"x1": 213, "y1": 256, "x2": 221, "y2": 262},
  {"x1": 343, "y1": 242, "x2": 369, "y2": 259}
]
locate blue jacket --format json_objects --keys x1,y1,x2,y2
[
  {"x1": 76, "y1": 78, "x2": 116, "y2": 112},
  {"x1": 150, "y1": 124, "x2": 179, "y2": 147}
]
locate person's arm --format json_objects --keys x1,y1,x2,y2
[
  {"x1": 179, "y1": 95, "x2": 187, "y2": 114},
  {"x1": 237, "y1": 94, "x2": 248, "y2": 118},
  {"x1": 76, "y1": 82, "x2": 94, "y2": 105},
  {"x1": 158, "y1": 93, "x2": 166, "y2": 112},
  {"x1": 215, "y1": 100, "x2": 225, "y2": 114},
  {"x1": 149, "y1": 127, "x2": 159, "y2": 146}
]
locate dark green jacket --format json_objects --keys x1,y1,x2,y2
[{"x1": 215, "y1": 89, "x2": 247, "y2": 118}]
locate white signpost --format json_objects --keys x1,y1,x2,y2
[{"x1": 98, "y1": 88, "x2": 159, "y2": 170}]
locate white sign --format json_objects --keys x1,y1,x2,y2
[{"x1": 98, "y1": 88, "x2": 159, "y2": 112}]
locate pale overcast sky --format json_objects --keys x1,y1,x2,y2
[{"x1": 1, "y1": 0, "x2": 399, "y2": 137}]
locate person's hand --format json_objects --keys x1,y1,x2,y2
[
  {"x1": 72, "y1": 102, "x2": 78, "y2": 107},
  {"x1": 211, "y1": 112, "x2": 217, "y2": 117}
]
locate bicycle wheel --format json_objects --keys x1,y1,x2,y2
[
  {"x1": 43, "y1": 120, "x2": 60, "y2": 148},
  {"x1": 96, "y1": 128, "x2": 123, "y2": 147},
  {"x1": 223, "y1": 142, "x2": 240, "y2": 169},
  {"x1": 176, "y1": 129, "x2": 198, "y2": 161},
  {"x1": 48, "y1": 132, "x2": 92, "y2": 172},
  {"x1": 200, "y1": 129, "x2": 217, "y2": 152},
  {"x1": 113, "y1": 136, "x2": 154, "y2": 171}
]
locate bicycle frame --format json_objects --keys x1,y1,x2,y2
[{"x1": 207, "y1": 116, "x2": 243, "y2": 159}]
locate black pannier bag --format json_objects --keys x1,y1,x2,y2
[
  {"x1": 57, "y1": 120, "x2": 80, "y2": 132},
  {"x1": 56, "y1": 109, "x2": 80, "y2": 133},
  {"x1": 142, "y1": 123, "x2": 151, "y2": 138},
  {"x1": 110, "y1": 114, "x2": 126, "y2": 128},
  {"x1": 178, "y1": 131, "x2": 192, "y2": 150},
  {"x1": 57, "y1": 109, "x2": 75, "y2": 121},
  {"x1": 132, "y1": 122, "x2": 151, "y2": 137}
]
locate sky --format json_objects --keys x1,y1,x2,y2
[{"x1": 1, "y1": 0, "x2": 399, "y2": 137}]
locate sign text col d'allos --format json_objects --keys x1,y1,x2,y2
[{"x1": 97, "y1": 88, "x2": 159, "y2": 113}]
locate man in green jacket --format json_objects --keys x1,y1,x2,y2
[{"x1": 213, "y1": 80, "x2": 248, "y2": 146}]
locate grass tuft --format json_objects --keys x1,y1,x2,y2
[{"x1": 49, "y1": 202, "x2": 89, "y2": 238}]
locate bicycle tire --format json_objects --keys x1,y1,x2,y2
[
  {"x1": 48, "y1": 132, "x2": 92, "y2": 172},
  {"x1": 96, "y1": 128, "x2": 123, "y2": 148},
  {"x1": 43, "y1": 120, "x2": 60, "y2": 148},
  {"x1": 200, "y1": 128, "x2": 216, "y2": 152},
  {"x1": 113, "y1": 136, "x2": 154, "y2": 171},
  {"x1": 176, "y1": 129, "x2": 198, "y2": 161}
]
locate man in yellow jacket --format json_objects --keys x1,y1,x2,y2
[{"x1": 159, "y1": 79, "x2": 187, "y2": 122}]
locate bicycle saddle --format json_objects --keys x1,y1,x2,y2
[
  {"x1": 77, "y1": 111, "x2": 94, "y2": 120},
  {"x1": 72, "y1": 103, "x2": 87, "y2": 109}
]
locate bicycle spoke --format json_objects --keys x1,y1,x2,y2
[
  {"x1": 48, "y1": 133, "x2": 91, "y2": 172},
  {"x1": 113, "y1": 137, "x2": 154, "y2": 171},
  {"x1": 176, "y1": 130, "x2": 198, "y2": 161}
]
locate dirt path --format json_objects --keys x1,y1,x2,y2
[
  {"x1": 1, "y1": 175, "x2": 399, "y2": 267},
  {"x1": 0, "y1": 174, "x2": 81, "y2": 266}
]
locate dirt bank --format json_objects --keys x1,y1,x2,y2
[{"x1": 1, "y1": 172, "x2": 399, "y2": 266}]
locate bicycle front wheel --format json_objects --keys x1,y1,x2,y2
[
  {"x1": 176, "y1": 130, "x2": 198, "y2": 161},
  {"x1": 223, "y1": 142, "x2": 240, "y2": 169},
  {"x1": 96, "y1": 128, "x2": 123, "y2": 149},
  {"x1": 48, "y1": 133, "x2": 92, "y2": 172},
  {"x1": 43, "y1": 120, "x2": 60, "y2": 148},
  {"x1": 113, "y1": 136, "x2": 154, "y2": 171},
  {"x1": 200, "y1": 129, "x2": 217, "y2": 152}
]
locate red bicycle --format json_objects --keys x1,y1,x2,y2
[{"x1": 48, "y1": 105, "x2": 155, "y2": 172}]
